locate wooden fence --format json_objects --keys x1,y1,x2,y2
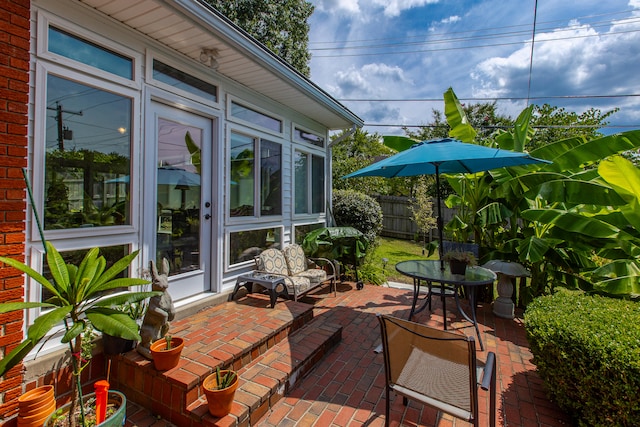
[{"x1": 375, "y1": 195, "x2": 456, "y2": 242}]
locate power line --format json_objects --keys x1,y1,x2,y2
[{"x1": 336, "y1": 94, "x2": 640, "y2": 102}]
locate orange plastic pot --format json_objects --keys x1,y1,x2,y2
[
  {"x1": 149, "y1": 337, "x2": 184, "y2": 371},
  {"x1": 17, "y1": 385, "x2": 56, "y2": 427},
  {"x1": 202, "y1": 370, "x2": 239, "y2": 417}
]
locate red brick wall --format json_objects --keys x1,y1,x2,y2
[{"x1": 0, "y1": 0, "x2": 30, "y2": 420}]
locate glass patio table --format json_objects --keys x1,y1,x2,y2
[{"x1": 396, "y1": 259, "x2": 496, "y2": 351}]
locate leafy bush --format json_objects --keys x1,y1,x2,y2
[
  {"x1": 332, "y1": 189, "x2": 383, "y2": 244},
  {"x1": 524, "y1": 290, "x2": 640, "y2": 426}
]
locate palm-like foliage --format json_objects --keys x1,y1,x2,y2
[{"x1": 0, "y1": 242, "x2": 159, "y2": 426}]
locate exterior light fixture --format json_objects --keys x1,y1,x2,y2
[{"x1": 199, "y1": 48, "x2": 219, "y2": 70}]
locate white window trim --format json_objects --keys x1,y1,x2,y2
[
  {"x1": 145, "y1": 50, "x2": 222, "y2": 110},
  {"x1": 225, "y1": 125, "x2": 285, "y2": 225},
  {"x1": 32, "y1": 61, "x2": 141, "y2": 244},
  {"x1": 225, "y1": 225, "x2": 284, "y2": 271},
  {"x1": 292, "y1": 147, "x2": 327, "y2": 220},
  {"x1": 291, "y1": 122, "x2": 326, "y2": 151},
  {"x1": 36, "y1": 10, "x2": 142, "y2": 90}
]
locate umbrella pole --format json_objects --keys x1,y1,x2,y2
[{"x1": 435, "y1": 164, "x2": 445, "y2": 270}]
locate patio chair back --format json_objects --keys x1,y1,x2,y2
[{"x1": 377, "y1": 314, "x2": 495, "y2": 426}]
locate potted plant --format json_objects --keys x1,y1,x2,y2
[
  {"x1": 0, "y1": 242, "x2": 160, "y2": 427},
  {"x1": 149, "y1": 335, "x2": 184, "y2": 371},
  {"x1": 102, "y1": 299, "x2": 148, "y2": 355},
  {"x1": 202, "y1": 367, "x2": 239, "y2": 417},
  {"x1": 443, "y1": 250, "x2": 477, "y2": 275}
]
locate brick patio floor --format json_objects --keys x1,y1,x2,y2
[{"x1": 124, "y1": 281, "x2": 572, "y2": 427}]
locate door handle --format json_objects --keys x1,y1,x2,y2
[{"x1": 204, "y1": 214, "x2": 211, "y2": 220}]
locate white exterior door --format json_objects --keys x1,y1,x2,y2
[{"x1": 146, "y1": 102, "x2": 215, "y2": 301}]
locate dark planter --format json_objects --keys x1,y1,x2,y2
[
  {"x1": 102, "y1": 334, "x2": 136, "y2": 356},
  {"x1": 45, "y1": 391, "x2": 126, "y2": 427},
  {"x1": 449, "y1": 260, "x2": 467, "y2": 275}
]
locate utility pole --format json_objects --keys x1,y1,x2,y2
[{"x1": 47, "y1": 102, "x2": 82, "y2": 151}]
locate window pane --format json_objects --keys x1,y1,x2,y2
[
  {"x1": 44, "y1": 75, "x2": 132, "y2": 229},
  {"x1": 294, "y1": 151, "x2": 308, "y2": 214},
  {"x1": 48, "y1": 27, "x2": 133, "y2": 79},
  {"x1": 153, "y1": 60, "x2": 217, "y2": 102},
  {"x1": 260, "y1": 140, "x2": 281, "y2": 216},
  {"x1": 230, "y1": 133, "x2": 255, "y2": 217},
  {"x1": 229, "y1": 228, "x2": 281, "y2": 265},
  {"x1": 312, "y1": 155, "x2": 325, "y2": 213},
  {"x1": 294, "y1": 223, "x2": 325, "y2": 244},
  {"x1": 41, "y1": 245, "x2": 130, "y2": 303},
  {"x1": 231, "y1": 102, "x2": 282, "y2": 133},
  {"x1": 294, "y1": 127, "x2": 324, "y2": 148},
  {"x1": 156, "y1": 121, "x2": 202, "y2": 276}
]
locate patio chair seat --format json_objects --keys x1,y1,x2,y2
[{"x1": 254, "y1": 244, "x2": 336, "y2": 302}]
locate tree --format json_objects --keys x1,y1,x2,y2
[
  {"x1": 528, "y1": 104, "x2": 619, "y2": 151},
  {"x1": 204, "y1": 0, "x2": 313, "y2": 76}
]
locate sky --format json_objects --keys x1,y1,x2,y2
[{"x1": 307, "y1": 0, "x2": 640, "y2": 136}]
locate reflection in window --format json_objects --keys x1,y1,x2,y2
[
  {"x1": 44, "y1": 75, "x2": 132, "y2": 229},
  {"x1": 40, "y1": 245, "x2": 130, "y2": 303},
  {"x1": 294, "y1": 127, "x2": 324, "y2": 148},
  {"x1": 48, "y1": 26, "x2": 133, "y2": 79},
  {"x1": 156, "y1": 122, "x2": 202, "y2": 277},
  {"x1": 294, "y1": 223, "x2": 325, "y2": 244},
  {"x1": 260, "y1": 140, "x2": 281, "y2": 215},
  {"x1": 231, "y1": 102, "x2": 282, "y2": 133},
  {"x1": 230, "y1": 133, "x2": 255, "y2": 217},
  {"x1": 230, "y1": 133, "x2": 282, "y2": 217},
  {"x1": 229, "y1": 228, "x2": 281, "y2": 265},
  {"x1": 295, "y1": 151, "x2": 325, "y2": 215},
  {"x1": 152, "y1": 60, "x2": 217, "y2": 101}
]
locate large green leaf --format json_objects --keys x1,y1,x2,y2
[
  {"x1": 521, "y1": 209, "x2": 632, "y2": 240},
  {"x1": 517, "y1": 236, "x2": 552, "y2": 264},
  {"x1": 92, "y1": 291, "x2": 162, "y2": 308},
  {"x1": 0, "y1": 301, "x2": 55, "y2": 314},
  {"x1": 536, "y1": 131, "x2": 640, "y2": 173},
  {"x1": 0, "y1": 340, "x2": 36, "y2": 377},
  {"x1": 443, "y1": 87, "x2": 476, "y2": 142},
  {"x1": 537, "y1": 179, "x2": 626, "y2": 206},
  {"x1": 87, "y1": 307, "x2": 141, "y2": 341},
  {"x1": 0, "y1": 255, "x2": 63, "y2": 302},
  {"x1": 90, "y1": 250, "x2": 140, "y2": 290},
  {"x1": 599, "y1": 155, "x2": 640, "y2": 230},
  {"x1": 45, "y1": 242, "x2": 71, "y2": 292},
  {"x1": 382, "y1": 135, "x2": 417, "y2": 152},
  {"x1": 27, "y1": 306, "x2": 72, "y2": 343}
]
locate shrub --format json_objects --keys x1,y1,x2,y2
[
  {"x1": 524, "y1": 290, "x2": 640, "y2": 426},
  {"x1": 332, "y1": 189, "x2": 383, "y2": 244}
]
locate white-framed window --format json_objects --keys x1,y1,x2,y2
[
  {"x1": 35, "y1": 65, "x2": 138, "y2": 236},
  {"x1": 227, "y1": 226, "x2": 283, "y2": 267},
  {"x1": 227, "y1": 97, "x2": 284, "y2": 136},
  {"x1": 146, "y1": 52, "x2": 220, "y2": 106},
  {"x1": 229, "y1": 131, "x2": 282, "y2": 218},
  {"x1": 36, "y1": 11, "x2": 141, "y2": 89},
  {"x1": 293, "y1": 125, "x2": 325, "y2": 148},
  {"x1": 294, "y1": 150, "x2": 325, "y2": 215},
  {"x1": 293, "y1": 222, "x2": 326, "y2": 245}
]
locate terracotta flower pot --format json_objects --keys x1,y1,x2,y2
[
  {"x1": 149, "y1": 337, "x2": 184, "y2": 371},
  {"x1": 202, "y1": 370, "x2": 239, "y2": 417},
  {"x1": 17, "y1": 385, "x2": 56, "y2": 427}
]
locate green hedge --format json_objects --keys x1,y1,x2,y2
[{"x1": 524, "y1": 290, "x2": 640, "y2": 426}]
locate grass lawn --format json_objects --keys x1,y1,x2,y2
[{"x1": 373, "y1": 236, "x2": 437, "y2": 283}]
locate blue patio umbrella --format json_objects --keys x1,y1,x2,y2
[{"x1": 342, "y1": 138, "x2": 551, "y2": 263}]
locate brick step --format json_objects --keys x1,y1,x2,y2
[
  {"x1": 109, "y1": 292, "x2": 341, "y2": 426},
  {"x1": 187, "y1": 315, "x2": 342, "y2": 426}
]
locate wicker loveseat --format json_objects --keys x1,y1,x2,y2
[{"x1": 254, "y1": 244, "x2": 336, "y2": 301}]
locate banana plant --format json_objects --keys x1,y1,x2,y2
[{"x1": 0, "y1": 242, "x2": 160, "y2": 426}]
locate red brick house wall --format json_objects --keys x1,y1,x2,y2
[{"x1": 0, "y1": 0, "x2": 30, "y2": 420}]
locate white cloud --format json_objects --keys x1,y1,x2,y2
[
  {"x1": 312, "y1": 0, "x2": 360, "y2": 14},
  {"x1": 369, "y1": 0, "x2": 441, "y2": 17}
]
